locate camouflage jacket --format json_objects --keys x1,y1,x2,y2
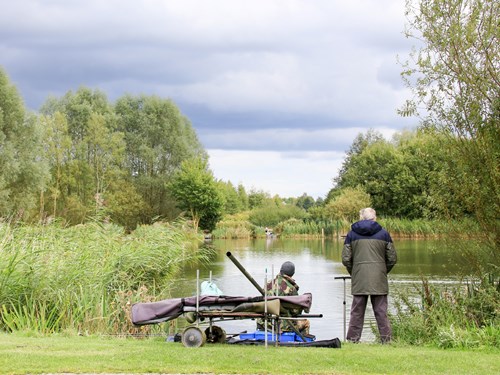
[
  {"x1": 256, "y1": 273, "x2": 302, "y2": 331},
  {"x1": 265, "y1": 274, "x2": 299, "y2": 297}
]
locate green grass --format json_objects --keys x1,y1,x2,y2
[{"x1": 0, "y1": 333, "x2": 498, "y2": 375}]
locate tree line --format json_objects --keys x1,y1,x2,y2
[
  {"x1": 0, "y1": 72, "x2": 317, "y2": 231},
  {"x1": 0, "y1": 63, "x2": 497, "y2": 235},
  {"x1": 0, "y1": 0, "x2": 498, "y2": 251},
  {"x1": 0, "y1": 76, "x2": 180, "y2": 226}
]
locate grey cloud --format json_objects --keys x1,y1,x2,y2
[
  {"x1": 377, "y1": 59, "x2": 406, "y2": 90},
  {"x1": 196, "y1": 127, "x2": 377, "y2": 153},
  {"x1": 0, "y1": 0, "x2": 420, "y2": 197},
  {"x1": 1, "y1": 0, "x2": 416, "y2": 147}
]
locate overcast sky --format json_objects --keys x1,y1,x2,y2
[{"x1": 1, "y1": 0, "x2": 418, "y2": 198}]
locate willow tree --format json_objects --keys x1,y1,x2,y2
[
  {"x1": 400, "y1": 0, "x2": 499, "y2": 273},
  {"x1": 40, "y1": 112, "x2": 72, "y2": 218},
  {"x1": 114, "y1": 95, "x2": 207, "y2": 221},
  {"x1": 40, "y1": 87, "x2": 118, "y2": 223},
  {"x1": 0, "y1": 68, "x2": 49, "y2": 219}
]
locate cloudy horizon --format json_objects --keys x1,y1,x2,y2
[{"x1": 1, "y1": 0, "x2": 419, "y2": 198}]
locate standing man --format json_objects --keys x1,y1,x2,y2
[{"x1": 342, "y1": 207, "x2": 397, "y2": 343}]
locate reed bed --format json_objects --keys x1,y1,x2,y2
[
  {"x1": 211, "y1": 215, "x2": 254, "y2": 239},
  {"x1": 379, "y1": 217, "x2": 482, "y2": 238},
  {"x1": 276, "y1": 219, "x2": 350, "y2": 238},
  {"x1": 0, "y1": 221, "x2": 209, "y2": 335},
  {"x1": 392, "y1": 276, "x2": 499, "y2": 348},
  {"x1": 213, "y1": 216, "x2": 481, "y2": 239}
]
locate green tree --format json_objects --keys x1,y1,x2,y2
[
  {"x1": 249, "y1": 204, "x2": 307, "y2": 227},
  {"x1": 295, "y1": 193, "x2": 315, "y2": 211},
  {"x1": 333, "y1": 138, "x2": 403, "y2": 216},
  {"x1": 84, "y1": 113, "x2": 126, "y2": 216},
  {"x1": 217, "y1": 180, "x2": 243, "y2": 215},
  {"x1": 247, "y1": 189, "x2": 271, "y2": 209},
  {"x1": 325, "y1": 187, "x2": 372, "y2": 222},
  {"x1": 328, "y1": 130, "x2": 384, "y2": 206},
  {"x1": 307, "y1": 204, "x2": 327, "y2": 221},
  {"x1": 0, "y1": 68, "x2": 49, "y2": 218},
  {"x1": 401, "y1": 0, "x2": 499, "y2": 270},
  {"x1": 332, "y1": 128, "x2": 459, "y2": 219},
  {"x1": 237, "y1": 184, "x2": 249, "y2": 211},
  {"x1": 40, "y1": 87, "x2": 116, "y2": 221},
  {"x1": 394, "y1": 129, "x2": 459, "y2": 218},
  {"x1": 40, "y1": 112, "x2": 72, "y2": 218},
  {"x1": 42, "y1": 87, "x2": 112, "y2": 142},
  {"x1": 333, "y1": 129, "x2": 384, "y2": 192},
  {"x1": 114, "y1": 95, "x2": 207, "y2": 221},
  {"x1": 105, "y1": 179, "x2": 150, "y2": 231},
  {"x1": 168, "y1": 158, "x2": 223, "y2": 231}
]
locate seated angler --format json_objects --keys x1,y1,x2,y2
[{"x1": 257, "y1": 261, "x2": 310, "y2": 335}]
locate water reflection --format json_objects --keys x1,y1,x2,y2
[{"x1": 169, "y1": 238, "x2": 460, "y2": 342}]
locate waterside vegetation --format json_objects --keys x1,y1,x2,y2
[
  {"x1": 0, "y1": 221, "x2": 209, "y2": 335},
  {"x1": 213, "y1": 213, "x2": 483, "y2": 240}
]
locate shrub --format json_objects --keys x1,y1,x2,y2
[
  {"x1": 212, "y1": 213, "x2": 253, "y2": 239},
  {"x1": 392, "y1": 276, "x2": 500, "y2": 348},
  {"x1": 248, "y1": 205, "x2": 306, "y2": 227}
]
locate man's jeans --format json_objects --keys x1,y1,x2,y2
[{"x1": 346, "y1": 294, "x2": 392, "y2": 343}]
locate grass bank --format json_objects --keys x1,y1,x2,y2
[{"x1": 0, "y1": 333, "x2": 498, "y2": 375}]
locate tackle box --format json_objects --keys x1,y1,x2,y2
[{"x1": 239, "y1": 331, "x2": 313, "y2": 342}]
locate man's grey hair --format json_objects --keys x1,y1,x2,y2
[{"x1": 359, "y1": 207, "x2": 377, "y2": 221}]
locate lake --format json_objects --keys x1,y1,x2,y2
[{"x1": 169, "y1": 237, "x2": 460, "y2": 342}]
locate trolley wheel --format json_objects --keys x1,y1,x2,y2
[
  {"x1": 205, "y1": 325, "x2": 226, "y2": 343},
  {"x1": 181, "y1": 326, "x2": 206, "y2": 348}
]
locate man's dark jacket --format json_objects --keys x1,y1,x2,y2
[{"x1": 342, "y1": 220, "x2": 397, "y2": 295}]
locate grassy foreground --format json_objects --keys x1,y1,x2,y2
[{"x1": 0, "y1": 333, "x2": 498, "y2": 375}]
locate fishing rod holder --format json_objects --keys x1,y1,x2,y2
[{"x1": 334, "y1": 276, "x2": 351, "y2": 342}]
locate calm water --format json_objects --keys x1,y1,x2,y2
[{"x1": 169, "y1": 237, "x2": 460, "y2": 342}]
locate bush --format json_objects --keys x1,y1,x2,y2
[
  {"x1": 275, "y1": 219, "x2": 350, "y2": 238},
  {"x1": 324, "y1": 187, "x2": 371, "y2": 222},
  {"x1": 211, "y1": 213, "x2": 254, "y2": 239},
  {"x1": 248, "y1": 205, "x2": 306, "y2": 227},
  {"x1": 392, "y1": 276, "x2": 500, "y2": 348}
]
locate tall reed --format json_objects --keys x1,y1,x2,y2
[
  {"x1": 0, "y1": 221, "x2": 209, "y2": 335},
  {"x1": 211, "y1": 214, "x2": 253, "y2": 239},
  {"x1": 379, "y1": 217, "x2": 481, "y2": 238},
  {"x1": 213, "y1": 216, "x2": 481, "y2": 239},
  {"x1": 392, "y1": 276, "x2": 500, "y2": 348},
  {"x1": 275, "y1": 219, "x2": 350, "y2": 238}
]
